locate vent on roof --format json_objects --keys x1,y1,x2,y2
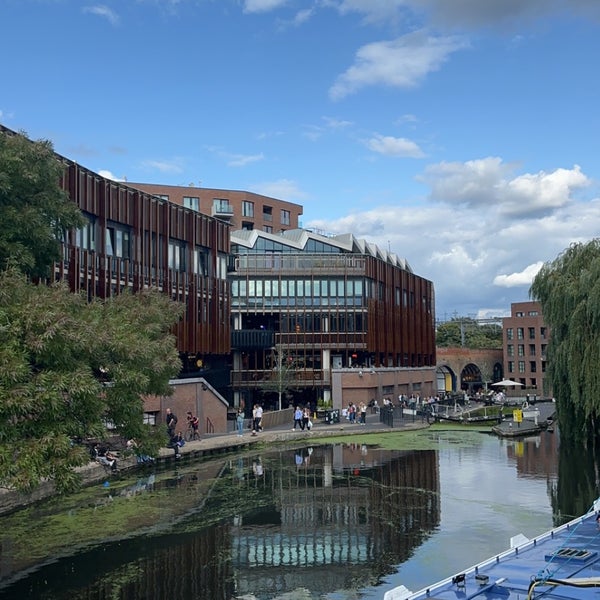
[{"x1": 545, "y1": 548, "x2": 597, "y2": 563}]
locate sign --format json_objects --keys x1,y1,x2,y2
[{"x1": 513, "y1": 409, "x2": 523, "y2": 423}]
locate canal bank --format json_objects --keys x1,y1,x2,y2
[{"x1": 0, "y1": 413, "x2": 429, "y2": 516}]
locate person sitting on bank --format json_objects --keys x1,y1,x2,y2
[
  {"x1": 168, "y1": 432, "x2": 183, "y2": 459},
  {"x1": 94, "y1": 444, "x2": 118, "y2": 471}
]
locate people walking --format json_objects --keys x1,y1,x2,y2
[
  {"x1": 186, "y1": 411, "x2": 200, "y2": 440},
  {"x1": 252, "y1": 404, "x2": 263, "y2": 436},
  {"x1": 302, "y1": 406, "x2": 311, "y2": 431},
  {"x1": 293, "y1": 406, "x2": 304, "y2": 430}
]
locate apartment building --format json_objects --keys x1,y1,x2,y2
[
  {"x1": 502, "y1": 301, "x2": 550, "y2": 395},
  {"x1": 229, "y1": 228, "x2": 436, "y2": 411},
  {"x1": 126, "y1": 182, "x2": 303, "y2": 234}
]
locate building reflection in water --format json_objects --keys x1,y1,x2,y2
[
  {"x1": 228, "y1": 444, "x2": 440, "y2": 596},
  {"x1": 0, "y1": 444, "x2": 441, "y2": 600}
]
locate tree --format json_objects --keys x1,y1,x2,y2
[
  {"x1": 261, "y1": 346, "x2": 299, "y2": 410},
  {"x1": 0, "y1": 129, "x2": 85, "y2": 277},
  {"x1": 0, "y1": 269, "x2": 184, "y2": 493},
  {"x1": 530, "y1": 240, "x2": 600, "y2": 445},
  {"x1": 436, "y1": 317, "x2": 502, "y2": 349}
]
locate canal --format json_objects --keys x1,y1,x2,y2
[{"x1": 0, "y1": 427, "x2": 593, "y2": 599}]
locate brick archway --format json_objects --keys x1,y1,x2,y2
[{"x1": 436, "y1": 347, "x2": 503, "y2": 393}]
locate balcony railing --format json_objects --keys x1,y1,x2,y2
[{"x1": 233, "y1": 254, "x2": 366, "y2": 274}]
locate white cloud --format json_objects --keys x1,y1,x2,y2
[
  {"x1": 323, "y1": 116, "x2": 353, "y2": 129},
  {"x1": 82, "y1": 5, "x2": 120, "y2": 26},
  {"x1": 252, "y1": 178, "x2": 308, "y2": 202},
  {"x1": 366, "y1": 133, "x2": 425, "y2": 158},
  {"x1": 329, "y1": 31, "x2": 468, "y2": 100},
  {"x1": 140, "y1": 159, "x2": 184, "y2": 174},
  {"x1": 305, "y1": 160, "x2": 600, "y2": 316},
  {"x1": 419, "y1": 159, "x2": 590, "y2": 218},
  {"x1": 494, "y1": 262, "x2": 544, "y2": 288},
  {"x1": 243, "y1": 0, "x2": 288, "y2": 14},
  {"x1": 227, "y1": 152, "x2": 265, "y2": 167},
  {"x1": 98, "y1": 170, "x2": 126, "y2": 182}
]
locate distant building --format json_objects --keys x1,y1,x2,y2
[
  {"x1": 502, "y1": 301, "x2": 551, "y2": 397},
  {"x1": 125, "y1": 182, "x2": 303, "y2": 234}
]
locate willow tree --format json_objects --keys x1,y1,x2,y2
[{"x1": 530, "y1": 240, "x2": 600, "y2": 445}]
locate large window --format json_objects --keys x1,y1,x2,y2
[
  {"x1": 194, "y1": 247, "x2": 209, "y2": 276},
  {"x1": 105, "y1": 224, "x2": 130, "y2": 258},
  {"x1": 75, "y1": 214, "x2": 96, "y2": 251},
  {"x1": 263, "y1": 206, "x2": 273, "y2": 222},
  {"x1": 281, "y1": 209, "x2": 290, "y2": 225},
  {"x1": 183, "y1": 196, "x2": 199, "y2": 211},
  {"x1": 168, "y1": 240, "x2": 187, "y2": 271},
  {"x1": 242, "y1": 201, "x2": 254, "y2": 217}
]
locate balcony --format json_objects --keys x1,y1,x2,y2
[
  {"x1": 231, "y1": 329, "x2": 275, "y2": 350},
  {"x1": 211, "y1": 201, "x2": 234, "y2": 220}
]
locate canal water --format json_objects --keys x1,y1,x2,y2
[{"x1": 0, "y1": 428, "x2": 593, "y2": 600}]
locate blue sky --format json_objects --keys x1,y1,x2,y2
[{"x1": 2, "y1": 0, "x2": 600, "y2": 319}]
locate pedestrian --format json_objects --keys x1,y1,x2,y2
[
  {"x1": 302, "y1": 406, "x2": 311, "y2": 431},
  {"x1": 166, "y1": 408, "x2": 178, "y2": 438},
  {"x1": 293, "y1": 406, "x2": 303, "y2": 430},
  {"x1": 236, "y1": 408, "x2": 245, "y2": 436},
  {"x1": 186, "y1": 411, "x2": 200, "y2": 440},
  {"x1": 252, "y1": 404, "x2": 263, "y2": 436},
  {"x1": 360, "y1": 402, "x2": 367, "y2": 424}
]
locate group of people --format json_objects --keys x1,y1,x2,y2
[
  {"x1": 293, "y1": 406, "x2": 313, "y2": 431},
  {"x1": 343, "y1": 402, "x2": 368, "y2": 424}
]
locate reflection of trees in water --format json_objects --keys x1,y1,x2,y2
[
  {"x1": 0, "y1": 445, "x2": 441, "y2": 600},
  {"x1": 550, "y1": 437, "x2": 600, "y2": 526}
]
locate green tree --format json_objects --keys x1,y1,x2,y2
[
  {"x1": 261, "y1": 346, "x2": 299, "y2": 410},
  {"x1": 436, "y1": 318, "x2": 502, "y2": 348},
  {"x1": 530, "y1": 240, "x2": 600, "y2": 445},
  {"x1": 0, "y1": 129, "x2": 85, "y2": 277},
  {"x1": 0, "y1": 269, "x2": 184, "y2": 493}
]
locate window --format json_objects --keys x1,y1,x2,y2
[
  {"x1": 105, "y1": 224, "x2": 131, "y2": 258},
  {"x1": 263, "y1": 205, "x2": 273, "y2": 222},
  {"x1": 508, "y1": 361, "x2": 514, "y2": 373},
  {"x1": 212, "y1": 198, "x2": 233, "y2": 214},
  {"x1": 156, "y1": 194, "x2": 169, "y2": 201},
  {"x1": 541, "y1": 327, "x2": 547, "y2": 339},
  {"x1": 529, "y1": 344, "x2": 536, "y2": 356},
  {"x1": 168, "y1": 240, "x2": 186, "y2": 271},
  {"x1": 194, "y1": 247, "x2": 209, "y2": 276},
  {"x1": 518, "y1": 361, "x2": 525, "y2": 373},
  {"x1": 528, "y1": 327, "x2": 535, "y2": 339},
  {"x1": 518, "y1": 344, "x2": 525, "y2": 357},
  {"x1": 216, "y1": 254, "x2": 227, "y2": 280},
  {"x1": 242, "y1": 201, "x2": 254, "y2": 217},
  {"x1": 530, "y1": 361, "x2": 537, "y2": 373},
  {"x1": 183, "y1": 196, "x2": 199, "y2": 211},
  {"x1": 263, "y1": 225, "x2": 272, "y2": 233},
  {"x1": 506, "y1": 328, "x2": 513, "y2": 340},
  {"x1": 528, "y1": 310, "x2": 538, "y2": 316},
  {"x1": 281, "y1": 209, "x2": 290, "y2": 225},
  {"x1": 507, "y1": 344, "x2": 514, "y2": 357},
  {"x1": 516, "y1": 311, "x2": 524, "y2": 317},
  {"x1": 517, "y1": 327, "x2": 524, "y2": 340},
  {"x1": 75, "y1": 214, "x2": 96, "y2": 251}
]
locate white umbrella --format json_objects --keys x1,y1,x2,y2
[{"x1": 491, "y1": 379, "x2": 524, "y2": 387}]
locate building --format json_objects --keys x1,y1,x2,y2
[
  {"x1": 502, "y1": 301, "x2": 551, "y2": 396},
  {"x1": 125, "y1": 182, "x2": 303, "y2": 234},
  {"x1": 229, "y1": 228, "x2": 436, "y2": 411},
  {"x1": 3, "y1": 124, "x2": 437, "y2": 423}
]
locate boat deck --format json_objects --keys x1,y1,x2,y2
[{"x1": 386, "y1": 505, "x2": 600, "y2": 600}]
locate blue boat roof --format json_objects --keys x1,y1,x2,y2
[{"x1": 385, "y1": 500, "x2": 600, "y2": 600}]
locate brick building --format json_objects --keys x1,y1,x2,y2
[{"x1": 502, "y1": 301, "x2": 551, "y2": 396}]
